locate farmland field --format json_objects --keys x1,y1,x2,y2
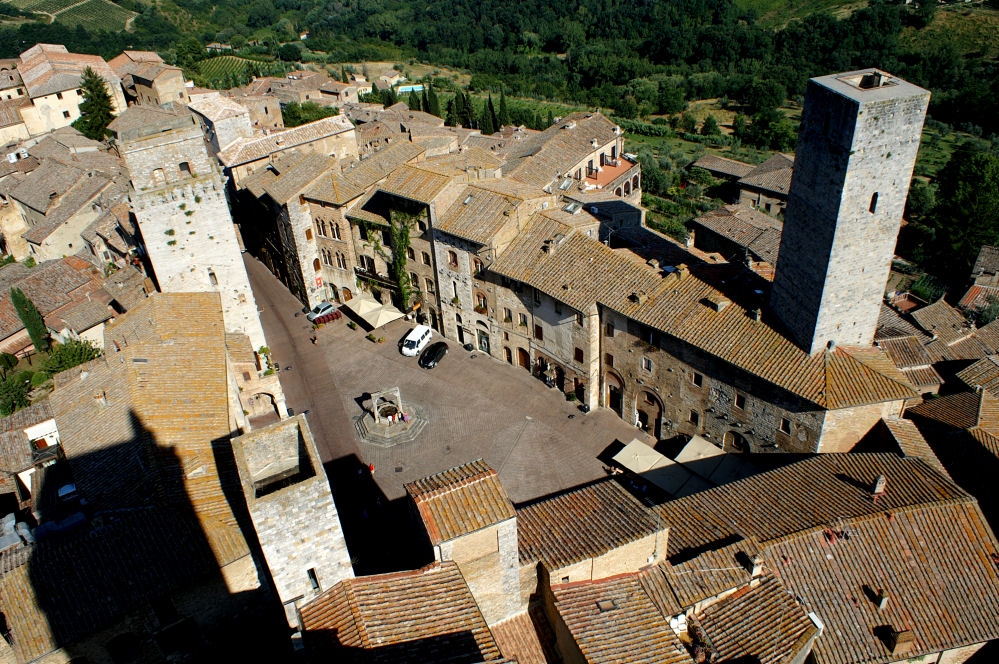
[
  {"x1": 53, "y1": 0, "x2": 134, "y2": 31},
  {"x1": 198, "y1": 55, "x2": 257, "y2": 78},
  {"x1": 9, "y1": 0, "x2": 77, "y2": 12}
]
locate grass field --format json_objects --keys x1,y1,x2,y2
[
  {"x1": 901, "y1": 6, "x2": 999, "y2": 61},
  {"x1": 53, "y1": 0, "x2": 134, "y2": 31},
  {"x1": 9, "y1": 0, "x2": 76, "y2": 12},
  {"x1": 734, "y1": 0, "x2": 867, "y2": 26}
]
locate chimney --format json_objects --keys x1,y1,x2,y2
[
  {"x1": 873, "y1": 475, "x2": 887, "y2": 496},
  {"x1": 884, "y1": 629, "x2": 915, "y2": 656},
  {"x1": 876, "y1": 589, "x2": 889, "y2": 611},
  {"x1": 93, "y1": 390, "x2": 107, "y2": 407},
  {"x1": 749, "y1": 308, "x2": 762, "y2": 322},
  {"x1": 647, "y1": 258, "x2": 660, "y2": 269}
]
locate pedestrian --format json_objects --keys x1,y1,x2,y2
[{"x1": 310, "y1": 334, "x2": 317, "y2": 345}]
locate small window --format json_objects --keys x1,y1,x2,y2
[
  {"x1": 62, "y1": 110, "x2": 71, "y2": 119},
  {"x1": 869, "y1": 192, "x2": 878, "y2": 213},
  {"x1": 504, "y1": 307, "x2": 512, "y2": 321},
  {"x1": 422, "y1": 251, "x2": 431, "y2": 266},
  {"x1": 780, "y1": 418, "x2": 792, "y2": 434},
  {"x1": 576, "y1": 312, "x2": 584, "y2": 326},
  {"x1": 407, "y1": 247, "x2": 415, "y2": 260},
  {"x1": 476, "y1": 293, "x2": 487, "y2": 309},
  {"x1": 425, "y1": 278, "x2": 435, "y2": 294},
  {"x1": 605, "y1": 322, "x2": 615, "y2": 337},
  {"x1": 307, "y1": 568, "x2": 320, "y2": 592},
  {"x1": 207, "y1": 268, "x2": 218, "y2": 286},
  {"x1": 534, "y1": 324, "x2": 543, "y2": 341},
  {"x1": 519, "y1": 313, "x2": 528, "y2": 326},
  {"x1": 604, "y1": 353, "x2": 614, "y2": 367},
  {"x1": 575, "y1": 347, "x2": 584, "y2": 363},
  {"x1": 735, "y1": 393, "x2": 746, "y2": 410},
  {"x1": 447, "y1": 250, "x2": 458, "y2": 267},
  {"x1": 410, "y1": 272, "x2": 419, "y2": 289},
  {"x1": 313, "y1": 258, "x2": 321, "y2": 272},
  {"x1": 689, "y1": 410, "x2": 700, "y2": 426},
  {"x1": 642, "y1": 357, "x2": 652, "y2": 371},
  {"x1": 56, "y1": 91, "x2": 63, "y2": 100},
  {"x1": 692, "y1": 372, "x2": 703, "y2": 387},
  {"x1": 473, "y1": 258, "x2": 483, "y2": 274},
  {"x1": 179, "y1": 162, "x2": 192, "y2": 177},
  {"x1": 418, "y1": 220, "x2": 427, "y2": 232},
  {"x1": 332, "y1": 223, "x2": 341, "y2": 240},
  {"x1": 305, "y1": 228, "x2": 313, "y2": 240}
]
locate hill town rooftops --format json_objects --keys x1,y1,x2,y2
[
  {"x1": 218, "y1": 114, "x2": 355, "y2": 167},
  {"x1": 17, "y1": 44, "x2": 121, "y2": 101}
]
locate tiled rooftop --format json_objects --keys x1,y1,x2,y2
[
  {"x1": 218, "y1": 114, "x2": 355, "y2": 167},
  {"x1": 404, "y1": 459, "x2": 515, "y2": 545},
  {"x1": 737, "y1": 153, "x2": 794, "y2": 196}
]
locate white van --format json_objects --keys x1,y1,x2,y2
[{"x1": 401, "y1": 325, "x2": 433, "y2": 357}]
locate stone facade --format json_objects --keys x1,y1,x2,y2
[
  {"x1": 231, "y1": 415, "x2": 353, "y2": 627},
  {"x1": 770, "y1": 70, "x2": 930, "y2": 354},
  {"x1": 120, "y1": 112, "x2": 268, "y2": 350}
]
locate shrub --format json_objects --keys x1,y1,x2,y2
[
  {"x1": 347, "y1": 321, "x2": 357, "y2": 330},
  {"x1": 366, "y1": 333, "x2": 376, "y2": 341},
  {"x1": 30, "y1": 372, "x2": 48, "y2": 387},
  {"x1": 44, "y1": 339, "x2": 101, "y2": 376}
]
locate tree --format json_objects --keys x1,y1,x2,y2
[
  {"x1": 0, "y1": 375, "x2": 29, "y2": 416},
  {"x1": 498, "y1": 89, "x2": 510, "y2": 126},
  {"x1": 732, "y1": 113, "x2": 748, "y2": 142},
  {"x1": 408, "y1": 90, "x2": 422, "y2": 111},
  {"x1": 930, "y1": 145, "x2": 999, "y2": 274},
  {"x1": 10, "y1": 288, "x2": 48, "y2": 353},
  {"x1": 427, "y1": 86, "x2": 441, "y2": 117},
  {"x1": 43, "y1": 339, "x2": 101, "y2": 376},
  {"x1": 480, "y1": 98, "x2": 496, "y2": 135},
  {"x1": 658, "y1": 81, "x2": 686, "y2": 114},
  {"x1": 679, "y1": 111, "x2": 697, "y2": 134},
  {"x1": 278, "y1": 43, "x2": 300, "y2": 62},
  {"x1": 701, "y1": 114, "x2": 721, "y2": 136},
  {"x1": 381, "y1": 87, "x2": 398, "y2": 107},
  {"x1": 0, "y1": 353, "x2": 15, "y2": 379},
  {"x1": 71, "y1": 67, "x2": 114, "y2": 141},
  {"x1": 175, "y1": 37, "x2": 205, "y2": 68}
]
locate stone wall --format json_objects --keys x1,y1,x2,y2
[
  {"x1": 123, "y1": 122, "x2": 267, "y2": 349},
  {"x1": 770, "y1": 72, "x2": 930, "y2": 354},
  {"x1": 436, "y1": 518, "x2": 521, "y2": 626}
]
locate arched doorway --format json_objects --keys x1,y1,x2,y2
[
  {"x1": 636, "y1": 390, "x2": 664, "y2": 439},
  {"x1": 517, "y1": 348, "x2": 530, "y2": 370},
  {"x1": 605, "y1": 371, "x2": 624, "y2": 416},
  {"x1": 723, "y1": 430, "x2": 750, "y2": 453},
  {"x1": 504, "y1": 347, "x2": 512, "y2": 364},
  {"x1": 342, "y1": 288, "x2": 353, "y2": 301},
  {"x1": 247, "y1": 392, "x2": 279, "y2": 425},
  {"x1": 476, "y1": 321, "x2": 490, "y2": 353},
  {"x1": 330, "y1": 285, "x2": 340, "y2": 302}
]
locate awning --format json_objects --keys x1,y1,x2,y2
[
  {"x1": 343, "y1": 296, "x2": 382, "y2": 316},
  {"x1": 612, "y1": 439, "x2": 669, "y2": 473},
  {"x1": 361, "y1": 305, "x2": 404, "y2": 329}
]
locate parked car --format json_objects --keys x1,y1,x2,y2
[
  {"x1": 306, "y1": 301, "x2": 337, "y2": 322},
  {"x1": 418, "y1": 341, "x2": 448, "y2": 369},
  {"x1": 401, "y1": 325, "x2": 433, "y2": 357}
]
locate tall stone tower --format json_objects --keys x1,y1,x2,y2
[
  {"x1": 769, "y1": 69, "x2": 929, "y2": 354},
  {"x1": 115, "y1": 105, "x2": 267, "y2": 350}
]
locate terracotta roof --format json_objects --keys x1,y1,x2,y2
[
  {"x1": 907, "y1": 391, "x2": 988, "y2": 432},
  {"x1": 958, "y1": 284, "x2": 999, "y2": 310},
  {"x1": 305, "y1": 142, "x2": 425, "y2": 205},
  {"x1": 490, "y1": 216, "x2": 916, "y2": 410},
  {"x1": 880, "y1": 416, "x2": 948, "y2": 475},
  {"x1": 21, "y1": 173, "x2": 119, "y2": 245},
  {"x1": 910, "y1": 299, "x2": 974, "y2": 346},
  {"x1": 695, "y1": 573, "x2": 818, "y2": 664},
  {"x1": 971, "y1": 245, "x2": 999, "y2": 277},
  {"x1": 0, "y1": 97, "x2": 28, "y2": 130},
  {"x1": 660, "y1": 537, "x2": 758, "y2": 608},
  {"x1": 656, "y1": 454, "x2": 970, "y2": 558},
  {"x1": 404, "y1": 459, "x2": 515, "y2": 545},
  {"x1": 0, "y1": 402, "x2": 52, "y2": 475},
  {"x1": 299, "y1": 561, "x2": 503, "y2": 663},
  {"x1": 17, "y1": 44, "x2": 121, "y2": 100},
  {"x1": 689, "y1": 204, "x2": 783, "y2": 264},
  {"x1": 956, "y1": 355, "x2": 999, "y2": 397},
  {"x1": 250, "y1": 151, "x2": 330, "y2": 205},
  {"x1": 58, "y1": 299, "x2": 112, "y2": 332},
  {"x1": 876, "y1": 336, "x2": 942, "y2": 390},
  {"x1": 549, "y1": 570, "x2": 691, "y2": 664},
  {"x1": 218, "y1": 115, "x2": 355, "y2": 167},
  {"x1": 876, "y1": 304, "x2": 928, "y2": 341},
  {"x1": 489, "y1": 612, "x2": 549, "y2": 664},
  {"x1": 0, "y1": 506, "x2": 223, "y2": 662},
  {"x1": 0, "y1": 257, "x2": 106, "y2": 342},
  {"x1": 517, "y1": 478, "x2": 662, "y2": 568},
  {"x1": 691, "y1": 154, "x2": 754, "y2": 179},
  {"x1": 377, "y1": 163, "x2": 453, "y2": 204},
  {"x1": 188, "y1": 95, "x2": 249, "y2": 122},
  {"x1": 436, "y1": 182, "x2": 540, "y2": 246},
  {"x1": 738, "y1": 153, "x2": 794, "y2": 196},
  {"x1": 46, "y1": 293, "x2": 248, "y2": 568},
  {"x1": 769, "y1": 502, "x2": 999, "y2": 664},
  {"x1": 505, "y1": 112, "x2": 620, "y2": 189}
]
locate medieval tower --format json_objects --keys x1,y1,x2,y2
[
  {"x1": 116, "y1": 105, "x2": 268, "y2": 351},
  {"x1": 769, "y1": 69, "x2": 930, "y2": 354}
]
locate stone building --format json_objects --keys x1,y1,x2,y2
[
  {"x1": 109, "y1": 50, "x2": 188, "y2": 106},
  {"x1": 226, "y1": 93, "x2": 283, "y2": 133},
  {"x1": 232, "y1": 415, "x2": 353, "y2": 627},
  {"x1": 770, "y1": 69, "x2": 930, "y2": 354},
  {"x1": 404, "y1": 460, "x2": 520, "y2": 626},
  {"x1": 736, "y1": 152, "x2": 793, "y2": 215},
  {"x1": 112, "y1": 105, "x2": 268, "y2": 351},
  {"x1": 187, "y1": 95, "x2": 254, "y2": 158}
]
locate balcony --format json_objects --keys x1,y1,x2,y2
[{"x1": 584, "y1": 157, "x2": 640, "y2": 192}]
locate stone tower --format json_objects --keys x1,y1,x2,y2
[
  {"x1": 116, "y1": 105, "x2": 267, "y2": 350},
  {"x1": 769, "y1": 69, "x2": 929, "y2": 354}
]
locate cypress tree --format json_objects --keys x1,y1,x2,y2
[
  {"x1": 461, "y1": 92, "x2": 476, "y2": 128},
  {"x1": 408, "y1": 90, "x2": 422, "y2": 111},
  {"x1": 498, "y1": 89, "x2": 510, "y2": 127},
  {"x1": 546, "y1": 109, "x2": 554, "y2": 127},
  {"x1": 10, "y1": 288, "x2": 49, "y2": 352},
  {"x1": 427, "y1": 86, "x2": 441, "y2": 117},
  {"x1": 444, "y1": 97, "x2": 458, "y2": 126},
  {"x1": 422, "y1": 88, "x2": 431, "y2": 114},
  {"x1": 486, "y1": 94, "x2": 498, "y2": 132},
  {"x1": 72, "y1": 67, "x2": 114, "y2": 141},
  {"x1": 480, "y1": 99, "x2": 496, "y2": 135},
  {"x1": 340, "y1": 66, "x2": 348, "y2": 83}
]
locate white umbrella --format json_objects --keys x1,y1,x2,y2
[
  {"x1": 344, "y1": 296, "x2": 382, "y2": 316},
  {"x1": 362, "y1": 304, "x2": 405, "y2": 329}
]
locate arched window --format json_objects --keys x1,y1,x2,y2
[
  {"x1": 320, "y1": 220, "x2": 327, "y2": 237},
  {"x1": 336, "y1": 252, "x2": 347, "y2": 269},
  {"x1": 410, "y1": 272, "x2": 419, "y2": 289},
  {"x1": 870, "y1": 192, "x2": 879, "y2": 213},
  {"x1": 179, "y1": 162, "x2": 192, "y2": 177},
  {"x1": 447, "y1": 250, "x2": 458, "y2": 268},
  {"x1": 624, "y1": 181, "x2": 631, "y2": 196},
  {"x1": 473, "y1": 258, "x2": 483, "y2": 274},
  {"x1": 313, "y1": 258, "x2": 321, "y2": 272},
  {"x1": 333, "y1": 223, "x2": 341, "y2": 240},
  {"x1": 475, "y1": 292, "x2": 487, "y2": 309},
  {"x1": 632, "y1": 175, "x2": 640, "y2": 190},
  {"x1": 615, "y1": 187, "x2": 622, "y2": 196},
  {"x1": 151, "y1": 168, "x2": 165, "y2": 186}
]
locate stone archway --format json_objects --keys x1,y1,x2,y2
[
  {"x1": 517, "y1": 348, "x2": 530, "y2": 370},
  {"x1": 636, "y1": 390, "x2": 664, "y2": 439},
  {"x1": 247, "y1": 392, "x2": 279, "y2": 426},
  {"x1": 723, "y1": 430, "x2": 750, "y2": 452},
  {"x1": 605, "y1": 370, "x2": 624, "y2": 417},
  {"x1": 342, "y1": 287, "x2": 353, "y2": 301}
]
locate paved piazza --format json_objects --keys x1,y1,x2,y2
[{"x1": 317, "y1": 316, "x2": 652, "y2": 503}]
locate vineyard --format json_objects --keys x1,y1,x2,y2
[
  {"x1": 198, "y1": 56, "x2": 256, "y2": 79},
  {"x1": 8, "y1": 0, "x2": 134, "y2": 30}
]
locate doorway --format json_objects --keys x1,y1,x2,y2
[
  {"x1": 605, "y1": 372, "x2": 623, "y2": 416},
  {"x1": 517, "y1": 348, "x2": 530, "y2": 370}
]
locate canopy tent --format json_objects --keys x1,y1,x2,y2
[
  {"x1": 343, "y1": 296, "x2": 382, "y2": 316},
  {"x1": 361, "y1": 305, "x2": 405, "y2": 329},
  {"x1": 612, "y1": 436, "x2": 756, "y2": 498}
]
